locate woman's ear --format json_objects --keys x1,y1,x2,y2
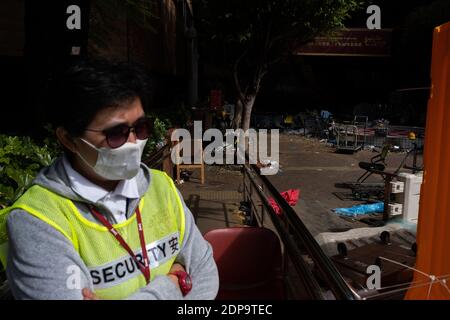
[{"x1": 55, "y1": 127, "x2": 78, "y2": 154}]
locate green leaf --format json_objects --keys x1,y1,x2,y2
[{"x1": 0, "y1": 132, "x2": 58, "y2": 206}]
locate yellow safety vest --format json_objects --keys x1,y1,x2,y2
[{"x1": 0, "y1": 169, "x2": 185, "y2": 300}]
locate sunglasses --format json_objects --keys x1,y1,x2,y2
[{"x1": 85, "y1": 117, "x2": 154, "y2": 149}]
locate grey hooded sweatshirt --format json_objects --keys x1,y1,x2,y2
[{"x1": 5, "y1": 156, "x2": 219, "y2": 300}]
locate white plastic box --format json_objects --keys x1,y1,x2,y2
[{"x1": 395, "y1": 172, "x2": 423, "y2": 223}]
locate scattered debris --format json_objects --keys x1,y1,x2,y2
[
  {"x1": 285, "y1": 129, "x2": 307, "y2": 135},
  {"x1": 232, "y1": 201, "x2": 254, "y2": 225},
  {"x1": 256, "y1": 160, "x2": 281, "y2": 175},
  {"x1": 180, "y1": 170, "x2": 192, "y2": 181}
]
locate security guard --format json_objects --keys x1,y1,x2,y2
[{"x1": 0, "y1": 60, "x2": 219, "y2": 300}]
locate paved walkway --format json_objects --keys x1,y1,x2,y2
[{"x1": 177, "y1": 165, "x2": 244, "y2": 235}]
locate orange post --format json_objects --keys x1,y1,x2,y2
[{"x1": 405, "y1": 22, "x2": 450, "y2": 300}]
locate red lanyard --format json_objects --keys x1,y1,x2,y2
[{"x1": 88, "y1": 204, "x2": 151, "y2": 284}]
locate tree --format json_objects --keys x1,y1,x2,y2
[{"x1": 194, "y1": 0, "x2": 364, "y2": 130}]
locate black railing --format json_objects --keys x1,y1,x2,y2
[{"x1": 243, "y1": 162, "x2": 356, "y2": 300}]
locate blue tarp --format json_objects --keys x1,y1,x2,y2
[{"x1": 333, "y1": 202, "x2": 384, "y2": 217}]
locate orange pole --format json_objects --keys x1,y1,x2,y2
[{"x1": 405, "y1": 22, "x2": 450, "y2": 300}]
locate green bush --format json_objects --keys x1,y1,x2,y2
[
  {"x1": 0, "y1": 134, "x2": 60, "y2": 208},
  {"x1": 142, "y1": 116, "x2": 170, "y2": 160}
]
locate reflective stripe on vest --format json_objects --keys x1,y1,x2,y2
[{"x1": 0, "y1": 169, "x2": 185, "y2": 300}]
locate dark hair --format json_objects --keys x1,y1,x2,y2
[{"x1": 48, "y1": 59, "x2": 150, "y2": 137}]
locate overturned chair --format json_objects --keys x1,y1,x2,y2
[
  {"x1": 334, "y1": 145, "x2": 390, "y2": 202},
  {"x1": 357, "y1": 144, "x2": 390, "y2": 183}
]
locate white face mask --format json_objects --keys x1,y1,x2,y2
[{"x1": 77, "y1": 138, "x2": 148, "y2": 181}]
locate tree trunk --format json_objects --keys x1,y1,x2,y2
[
  {"x1": 232, "y1": 98, "x2": 243, "y2": 129},
  {"x1": 232, "y1": 56, "x2": 264, "y2": 130},
  {"x1": 242, "y1": 94, "x2": 257, "y2": 132}
]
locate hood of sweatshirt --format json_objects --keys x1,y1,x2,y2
[{"x1": 31, "y1": 155, "x2": 152, "y2": 223}]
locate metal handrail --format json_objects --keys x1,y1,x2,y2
[
  {"x1": 243, "y1": 165, "x2": 325, "y2": 299},
  {"x1": 243, "y1": 162, "x2": 356, "y2": 300}
]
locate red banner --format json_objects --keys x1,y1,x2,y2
[{"x1": 294, "y1": 28, "x2": 392, "y2": 57}]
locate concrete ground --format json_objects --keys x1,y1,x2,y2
[
  {"x1": 177, "y1": 165, "x2": 245, "y2": 235},
  {"x1": 178, "y1": 133, "x2": 422, "y2": 238}
]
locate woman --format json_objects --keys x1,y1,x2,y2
[{"x1": 0, "y1": 60, "x2": 219, "y2": 300}]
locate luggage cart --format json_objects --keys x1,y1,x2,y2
[
  {"x1": 336, "y1": 124, "x2": 361, "y2": 153},
  {"x1": 353, "y1": 115, "x2": 369, "y2": 150}
]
